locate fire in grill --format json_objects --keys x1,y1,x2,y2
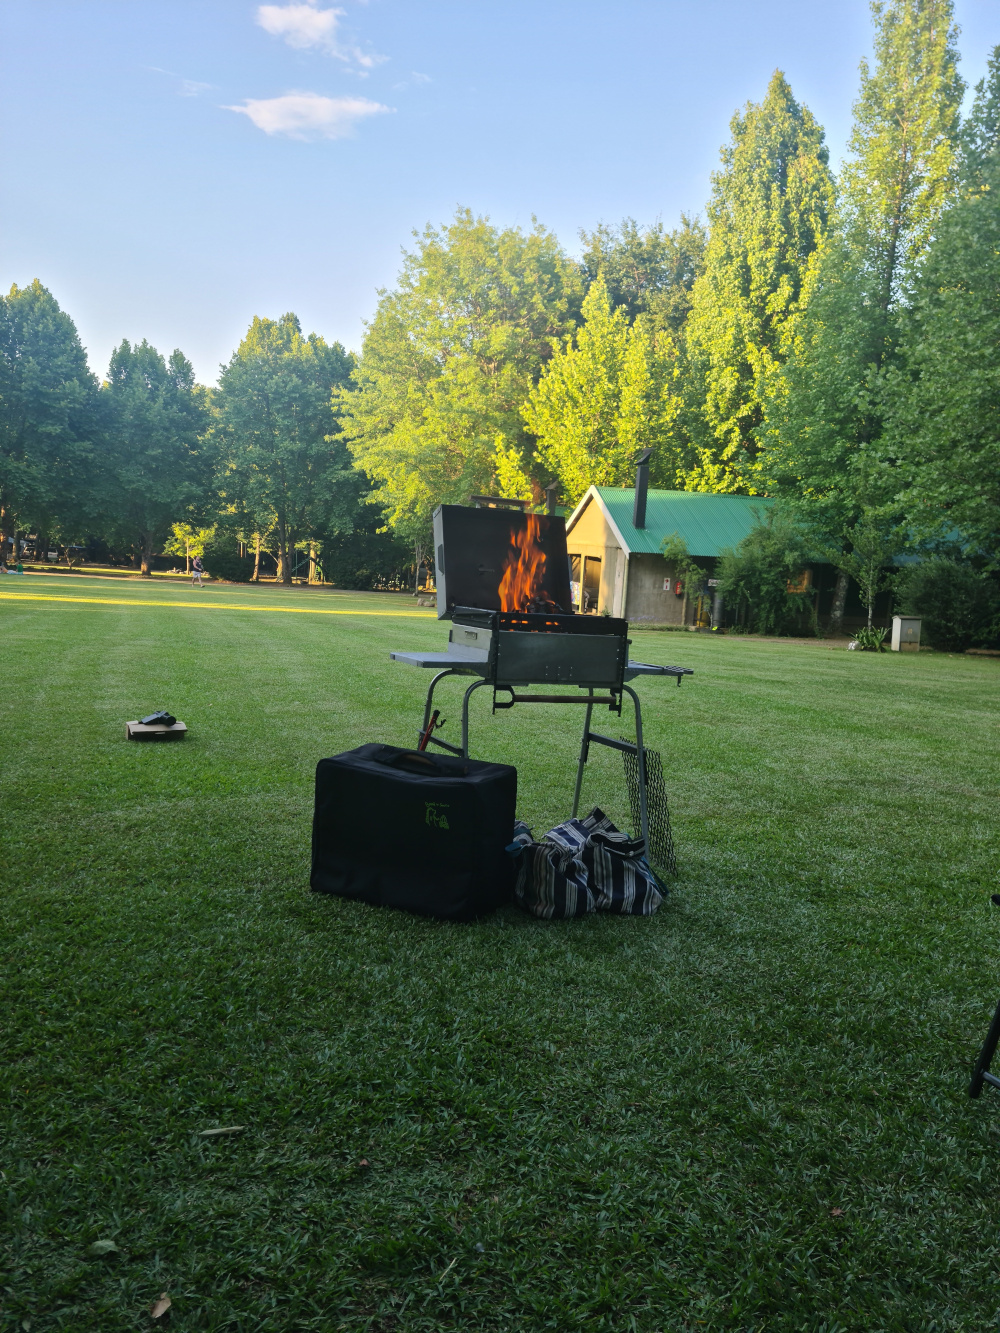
[{"x1": 433, "y1": 504, "x2": 571, "y2": 619}]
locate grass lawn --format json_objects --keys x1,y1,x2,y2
[{"x1": 3, "y1": 574, "x2": 1000, "y2": 1332}]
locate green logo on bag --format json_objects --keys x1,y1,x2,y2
[{"x1": 425, "y1": 802, "x2": 450, "y2": 829}]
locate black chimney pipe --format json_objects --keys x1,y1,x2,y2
[
  {"x1": 545, "y1": 482, "x2": 560, "y2": 515},
  {"x1": 633, "y1": 449, "x2": 653, "y2": 529}
]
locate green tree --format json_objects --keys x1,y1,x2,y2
[
  {"x1": 832, "y1": 511, "x2": 902, "y2": 627},
  {"x1": 578, "y1": 215, "x2": 707, "y2": 333},
  {"x1": 523, "y1": 277, "x2": 684, "y2": 504},
  {"x1": 102, "y1": 340, "x2": 211, "y2": 575},
  {"x1": 885, "y1": 55, "x2": 1000, "y2": 564},
  {"x1": 214, "y1": 313, "x2": 356, "y2": 584},
  {"x1": 764, "y1": 0, "x2": 964, "y2": 630},
  {"x1": 0, "y1": 281, "x2": 99, "y2": 555},
  {"x1": 340, "y1": 209, "x2": 582, "y2": 544},
  {"x1": 164, "y1": 522, "x2": 215, "y2": 573},
  {"x1": 959, "y1": 44, "x2": 1000, "y2": 187},
  {"x1": 683, "y1": 70, "x2": 835, "y2": 493},
  {"x1": 842, "y1": 0, "x2": 964, "y2": 323},
  {"x1": 716, "y1": 509, "x2": 818, "y2": 635}
]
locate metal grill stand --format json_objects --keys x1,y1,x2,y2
[{"x1": 390, "y1": 636, "x2": 691, "y2": 865}]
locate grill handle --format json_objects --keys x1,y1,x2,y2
[{"x1": 372, "y1": 747, "x2": 469, "y2": 776}]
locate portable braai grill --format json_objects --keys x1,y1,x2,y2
[{"x1": 391, "y1": 502, "x2": 692, "y2": 870}]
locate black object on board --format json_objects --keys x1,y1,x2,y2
[{"x1": 311, "y1": 743, "x2": 517, "y2": 921}]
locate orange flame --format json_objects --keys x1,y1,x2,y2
[{"x1": 498, "y1": 513, "x2": 547, "y2": 612}]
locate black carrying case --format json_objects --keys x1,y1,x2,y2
[{"x1": 311, "y1": 743, "x2": 517, "y2": 921}]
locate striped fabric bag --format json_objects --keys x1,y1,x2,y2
[{"x1": 510, "y1": 807, "x2": 663, "y2": 920}]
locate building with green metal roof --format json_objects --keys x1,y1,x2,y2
[{"x1": 565, "y1": 483, "x2": 783, "y2": 624}]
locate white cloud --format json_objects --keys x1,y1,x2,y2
[
  {"x1": 225, "y1": 91, "x2": 391, "y2": 139},
  {"x1": 255, "y1": 1, "x2": 386, "y2": 69},
  {"x1": 257, "y1": 2, "x2": 342, "y2": 52}
]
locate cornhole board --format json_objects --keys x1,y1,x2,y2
[{"x1": 126, "y1": 720, "x2": 188, "y2": 741}]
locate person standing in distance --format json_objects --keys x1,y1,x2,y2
[{"x1": 192, "y1": 554, "x2": 205, "y2": 588}]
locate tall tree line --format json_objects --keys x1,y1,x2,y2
[{"x1": 2, "y1": 0, "x2": 996, "y2": 594}]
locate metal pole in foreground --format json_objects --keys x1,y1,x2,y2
[
  {"x1": 572, "y1": 692, "x2": 595, "y2": 818},
  {"x1": 970, "y1": 996, "x2": 1000, "y2": 1097}
]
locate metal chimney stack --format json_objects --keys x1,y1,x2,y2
[{"x1": 633, "y1": 449, "x2": 653, "y2": 529}]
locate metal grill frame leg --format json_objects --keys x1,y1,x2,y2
[
  {"x1": 572, "y1": 686, "x2": 649, "y2": 854},
  {"x1": 970, "y1": 996, "x2": 1000, "y2": 1097},
  {"x1": 461, "y1": 679, "x2": 493, "y2": 758},
  {"x1": 416, "y1": 669, "x2": 469, "y2": 757},
  {"x1": 572, "y1": 691, "x2": 596, "y2": 819}
]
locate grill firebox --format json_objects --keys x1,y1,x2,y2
[{"x1": 449, "y1": 606, "x2": 629, "y2": 691}]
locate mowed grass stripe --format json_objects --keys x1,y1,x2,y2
[{"x1": 0, "y1": 590, "x2": 436, "y2": 616}]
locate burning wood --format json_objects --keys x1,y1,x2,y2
[{"x1": 498, "y1": 513, "x2": 563, "y2": 613}]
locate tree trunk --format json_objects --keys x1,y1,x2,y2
[
  {"x1": 185, "y1": 537, "x2": 191, "y2": 575},
  {"x1": 413, "y1": 541, "x2": 426, "y2": 594},
  {"x1": 140, "y1": 534, "x2": 154, "y2": 577},
  {"x1": 308, "y1": 542, "x2": 317, "y2": 584},
  {"x1": 829, "y1": 569, "x2": 849, "y2": 636},
  {"x1": 252, "y1": 533, "x2": 261, "y2": 583},
  {"x1": 276, "y1": 522, "x2": 292, "y2": 585}
]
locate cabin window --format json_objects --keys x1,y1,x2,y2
[{"x1": 582, "y1": 556, "x2": 602, "y2": 614}]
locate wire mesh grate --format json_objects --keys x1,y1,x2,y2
[{"x1": 621, "y1": 741, "x2": 676, "y2": 876}]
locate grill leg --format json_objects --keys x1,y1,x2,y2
[
  {"x1": 461, "y1": 679, "x2": 492, "y2": 758},
  {"x1": 421, "y1": 670, "x2": 454, "y2": 733},
  {"x1": 571, "y1": 692, "x2": 595, "y2": 818},
  {"x1": 622, "y1": 684, "x2": 649, "y2": 854},
  {"x1": 970, "y1": 996, "x2": 1000, "y2": 1097},
  {"x1": 419, "y1": 669, "x2": 461, "y2": 747}
]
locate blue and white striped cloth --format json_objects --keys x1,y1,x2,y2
[{"x1": 510, "y1": 807, "x2": 663, "y2": 920}]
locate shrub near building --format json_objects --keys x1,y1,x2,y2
[{"x1": 896, "y1": 559, "x2": 1000, "y2": 651}]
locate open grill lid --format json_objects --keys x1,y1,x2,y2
[{"x1": 433, "y1": 504, "x2": 573, "y2": 621}]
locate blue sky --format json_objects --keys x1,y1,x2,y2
[{"x1": 2, "y1": 1, "x2": 997, "y2": 384}]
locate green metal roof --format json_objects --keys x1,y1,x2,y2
[{"x1": 591, "y1": 487, "x2": 777, "y2": 558}]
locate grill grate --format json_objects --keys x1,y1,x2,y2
[{"x1": 621, "y1": 741, "x2": 676, "y2": 876}]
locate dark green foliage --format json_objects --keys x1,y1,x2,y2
[
  {"x1": 0, "y1": 280, "x2": 100, "y2": 541},
  {"x1": 214, "y1": 313, "x2": 357, "y2": 584},
  {"x1": 896, "y1": 557, "x2": 1000, "y2": 650},
  {"x1": 201, "y1": 531, "x2": 255, "y2": 583},
  {"x1": 765, "y1": 0, "x2": 964, "y2": 561},
  {"x1": 3, "y1": 576, "x2": 1000, "y2": 1330},
  {"x1": 716, "y1": 510, "x2": 817, "y2": 635},
  {"x1": 102, "y1": 339, "x2": 211, "y2": 574},
  {"x1": 319, "y1": 510, "x2": 411, "y2": 589},
  {"x1": 578, "y1": 215, "x2": 707, "y2": 333},
  {"x1": 959, "y1": 43, "x2": 1000, "y2": 186},
  {"x1": 886, "y1": 147, "x2": 1000, "y2": 563}
]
